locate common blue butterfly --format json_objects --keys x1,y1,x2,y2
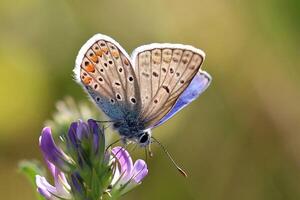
[{"x1": 74, "y1": 34, "x2": 211, "y2": 147}]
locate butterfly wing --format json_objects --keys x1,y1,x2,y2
[
  {"x1": 74, "y1": 34, "x2": 141, "y2": 121},
  {"x1": 131, "y1": 44, "x2": 207, "y2": 128},
  {"x1": 153, "y1": 70, "x2": 211, "y2": 128}
]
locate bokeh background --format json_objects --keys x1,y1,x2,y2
[{"x1": 1, "y1": 0, "x2": 300, "y2": 199}]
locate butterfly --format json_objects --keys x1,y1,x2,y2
[{"x1": 74, "y1": 34, "x2": 211, "y2": 147}]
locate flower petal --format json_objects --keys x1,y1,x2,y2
[
  {"x1": 76, "y1": 120, "x2": 90, "y2": 140},
  {"x1": 36, "y1": 175, "x2": 59, "y2": 199},
  {"x1": 111, "y1": 147, "x2": 133, "y2": 182},
  {"x1": 36, "y1": 176, "x2": 52, "y2": 199},
  {"x1": 37, "y1": 188, "x2": 52, "y2": 200},
  {"x1": 112, "y1": 159, "x2": 148, "y2": 195},
  {"x1": 36, "y1": 171, "x2": 71, "y2": 200},
  {"x1": 54, "y1": 168, "x2": 72, "y2": 198},
  {"x1": 132, "y1": 159, "x2": 148, "y2": 183},
  {"x1": 46, "y1": 160, "x2": 56, "y2": 177},
  {"x1": 111, "y1": 163, "x2": 121, "y2": 186},
  {"x1": 71, "y1": 172, "x2": 84, "y2": 195},
  {"x1": 67, "y1": 122, "x2": 79, "y2": 149},
  {"x1": 88, "y1": 119, "x2": 100, "y2": 154},
  {"x1": 39, "y1": 127, "x2": 70, "y2": 171}
]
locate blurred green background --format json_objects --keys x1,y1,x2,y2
[{"x1": 1, "y1": 0, "x2": 300, "y2": 199}]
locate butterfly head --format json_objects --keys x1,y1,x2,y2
[{"x1": 136, "y1": 129, "x2": 152, "y2": 147}]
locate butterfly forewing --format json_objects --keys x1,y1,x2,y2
[
  {"x1": 132, "y1": 44, "x2": 205, "y2": 128},
  {"x1": 135, "y1": 50, "x2": 152, "y2": 109},
  {"x1": 75, "y1": 34, "x2": 141, "y2": 120}
]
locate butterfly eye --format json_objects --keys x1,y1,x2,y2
[{"x1": 139, "y1": 133, "x2": 149, "y2": 144}]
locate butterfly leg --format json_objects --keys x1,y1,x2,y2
[{"x1": 121, "y1": 137, "x2": 129, "y2": 146}]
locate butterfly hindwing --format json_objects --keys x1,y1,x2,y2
[
  {"x1": 131, "y1": 44, "x2": 206, "y2": 128},
  {"x1": 154, "y1": 70, "x2": 211, "y2": 128},
  {"x1": 74, "y1": 34, "x2": 141, "y2": 120}
]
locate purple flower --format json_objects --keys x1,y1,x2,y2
[
  {"x1": 39, "y1": 127, "x2": 72, "y2": 172},
  {"x1": 111, "y1": 147, "x2": 148, "y2": 194},
  {"x1": 36, "y1": 161, "x2": 71, "y2": 200},
  {"x1": 70, "y1": 172, "x2": 84, "y2": 197},
  {"x1": 35, "y1": 119, "x2": 148, "y2": 199},
  {"x1": 66, "y1": 119, "x2": 104, "y2": 167}
]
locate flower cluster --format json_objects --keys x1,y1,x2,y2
[{"x1": 36, "y1": 119, "x2": 148, "y2": 200}]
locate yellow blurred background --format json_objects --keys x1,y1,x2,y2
[{"x1": 1, "y1": 0, "x2": 300, "y2": 199}]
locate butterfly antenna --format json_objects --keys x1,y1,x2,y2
[
  {"x1": 103, "y1": 123, "x2": 113, "y2": 130},
  {"x1": 94, "y1": 119, "x2": 120, "y2": 123},
  {"x1": 108, "y1": 143, "x2": 129, "y2": 163},
  {"x1": 151, "y1": 136, "x2": 188, "y2": 178}
]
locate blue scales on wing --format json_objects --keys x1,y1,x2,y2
[{"x1": 153, "y1": 71, "x2": 211, "y2": 127}]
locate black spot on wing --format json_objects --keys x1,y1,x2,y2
[{"x1": 162, "y1": 85, "x2": 170, "y2": 93}]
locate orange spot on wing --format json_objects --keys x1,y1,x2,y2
[
  {"x1": 83, "y1": 77, "x2": 92, "y2": 85},
  {"x1": 112, "y1": 51, "x2": 119, "y2": 59},
  {"x1": 85, "y1": 64, "x2": 95, "y2": 73},
  {"x1": 124, "y1": 59, "x2": 129, "y2": 66},
  {"x1": 96, "y1": 50, "x2": 103, "y2": 57},
  {"x1": 90, "y1": 55, "x2": 98, "y2": 63},
  {"x1": 102, "y1": 47, "x2": 108, "y2": 54}
]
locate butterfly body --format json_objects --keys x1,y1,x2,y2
[
  {"x1": 112, "y1": 116, "x2": 148, "y2": 139},
  {"x1": 74, "y1": 34, "x2": 211, "y2": 147}
]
